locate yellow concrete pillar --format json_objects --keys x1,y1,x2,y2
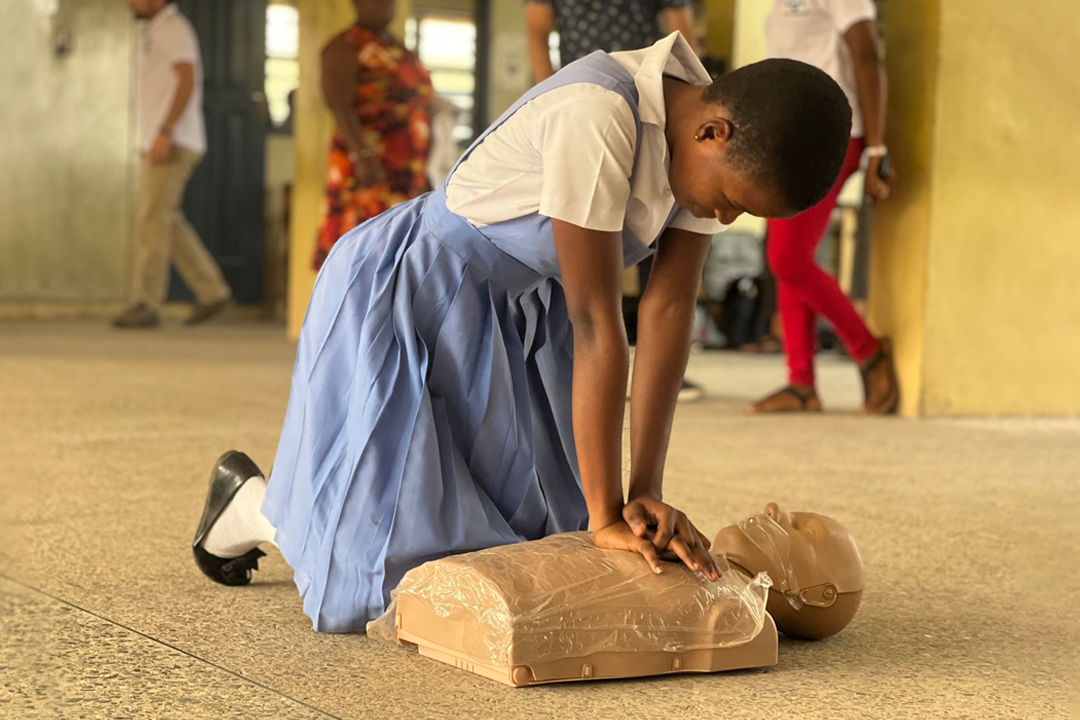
[
  {"x1": 288, "y1": 0, "x2": 412, "y2": 340},
  {"x1": 731, "y1": 0, "x2": 771, "y2": 69},
  {"x1": 870, "y1": 0, "x2": 1080, "y2": 415},
  {"x1": 866, "y1": 0, "x2": 940, "y2": 416},
  {"x1": 701, "y1": 0, "x2": 736, "y2": 62}
]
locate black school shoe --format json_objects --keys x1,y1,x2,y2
[
  {"x1": 112, "y1": 303, "x2": 160, "y2": 329},
  {"x1": 192, "y1": 450, "x2": 267, "y2": 586},
  {"x1": 184, "y1": 297, "x2": 231, "y2": 326}
]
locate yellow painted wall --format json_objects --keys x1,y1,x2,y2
[
  {"x1": 871, "y1": 0, "x2": 1080, "y2": 415},
  {"x1": 701, "y1": 0, "x2": 736, "y2": 61},
  {"x1": 918, "y1": 0, "x2": 1080, "y2": 414},
  {"x1": 866, "y1": 0, "x2": 940, "y2": 417},
  {"x1": 287, "y1": 0, "x2": 412, "y2": 339},
  {"x1": 731, "y1": 0, "x2": 770, "y2": 69}
]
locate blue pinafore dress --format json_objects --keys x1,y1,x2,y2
[{"x1": 263, "y1": 51, "x2": 682, "y2": 633}]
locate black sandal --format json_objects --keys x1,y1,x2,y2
[
  {"x1": 859, "y1": 338, "x2": 900, "y2": 415},
  {"x1": 749, "y1": 385, "x2": 822, "y2": 413},
  {"x1": 192, "y1": 450, "x2": 267, "y2": 587}
]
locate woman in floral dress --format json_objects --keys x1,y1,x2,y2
[{"x1": 316, "y1": 0, "x2": 435, "y2": 269}]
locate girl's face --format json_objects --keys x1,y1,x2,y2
[{"x1": 667, "y1": 118, "x2": 794, "y2": 224}]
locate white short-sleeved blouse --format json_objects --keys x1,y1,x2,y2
[{"x1": 446, "y1": 33, "x2": 724, "y2": 241}]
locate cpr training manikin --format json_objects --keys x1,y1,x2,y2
[{"x1": 368, "y1": 503, "x2": 864, "y2": 686}]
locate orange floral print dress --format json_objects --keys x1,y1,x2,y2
[{"x1": 315, "y1": 25, "x2": 434, "y2": 269}]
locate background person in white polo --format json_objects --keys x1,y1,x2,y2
[{"x1": 115, "y1": 0, "x2": 232, "y2": 329}]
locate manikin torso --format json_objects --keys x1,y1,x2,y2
[{"x1": 376, "y1": 503, "x2": 865, "y2": 684}]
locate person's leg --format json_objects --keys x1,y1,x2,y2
[
  {"x1": 747, "y1": 254, "x2": 823, "y2": 412},
  {"x1": 168, "y1": 150, "x2": 232, "y2": 310},
  {"x1": 749, "y1": 140, "x2": 878, "y2": 412},
  {"x1": 119, "y1": 157, "x2": 177, "y2": 323},
  {"x1": 768, "y1": 140, "x2": 878, "y2": 367}
]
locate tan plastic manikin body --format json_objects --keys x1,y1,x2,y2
[{"x1": 369, "y1": 504, "x2": 864, "y2": 686}]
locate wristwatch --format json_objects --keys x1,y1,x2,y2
[{"x1": 863, "y1": 145, "x2": 891, "y2": 181}]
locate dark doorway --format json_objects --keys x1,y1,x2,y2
[{"x1": 171, "y1": 0, "x2": 268, "y2": 304}]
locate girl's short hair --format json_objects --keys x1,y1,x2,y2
[{"x1": 702, "y1": 59, "x2": 853, "y2": 213}]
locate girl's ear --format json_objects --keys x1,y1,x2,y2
[{"x1": 694, "y1": 118, "x2": 735, "y2": 144}]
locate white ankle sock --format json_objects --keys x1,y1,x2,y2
[{"x1": 201, "y1": 475, "x2": 277, "y2": 558}]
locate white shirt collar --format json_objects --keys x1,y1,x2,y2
[{"x1": 611, "y1": 32, "x2": 713, "y2": 130}]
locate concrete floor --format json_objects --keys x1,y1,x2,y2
[{"x1": 1, "y1": 320, "x2": 1077, "y2": 720}]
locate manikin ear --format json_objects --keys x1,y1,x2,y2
[{"x1": 694, "y1": 117, "x2": 735, "y2": 144}]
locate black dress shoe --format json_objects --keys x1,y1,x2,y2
[
  {"x1": 184, "y1": 298, "x2": 231, "y2": 326},
  {"x1": 192, "y1": 450, "x2": 267, "y2": 586},
  {"x1": 112, "y1": 303, "x2": 160, "y2": 329}
]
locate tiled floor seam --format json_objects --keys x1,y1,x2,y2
[{"x1": 0, "y1": 571, "x2": 347, "y2": 720}]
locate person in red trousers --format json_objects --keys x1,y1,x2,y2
[{"x1": 750, "y1": 0, "x2": 899, "y2": 414}]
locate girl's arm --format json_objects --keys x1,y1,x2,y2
[
  {"x1": 626, "y1": 226, "x2": 718, "y2": 576},
  {"x1": 552, "y1": 219, "x2": 717, "y2": 579},
  {"x1": 551, "y1": 219, "x2": 629, "y2": 534},
  {"x1": 629, "y1": 226, "x2": 710, "y2": 498}
]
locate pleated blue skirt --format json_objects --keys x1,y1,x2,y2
[{"x1": 263, "y1": 187, "x2": 589, "y2": 632}]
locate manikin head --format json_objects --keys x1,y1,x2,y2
[
  {"x1": 713, "y1": 503, "x2": 864, "y2": 640},
  {"x1": 353, "y1": 0, "x2": 396, "y2": 33},
  {"x1": 665, "y1": 59, "x2": 853, "y2": 225},
  {"x1": 128, "y1": 0, "x2": 170, "y2": 21}
]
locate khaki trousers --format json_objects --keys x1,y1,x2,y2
[{"x1": 134, "y1": 148, "x2": 231, "y2": 308}]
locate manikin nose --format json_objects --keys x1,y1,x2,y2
[{"x1": 765, "y1": 502, "x2": 788, "y2": 524}]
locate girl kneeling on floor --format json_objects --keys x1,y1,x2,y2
[{"x1": 193, "y1": 33, "x2": 853, "y2": 633}]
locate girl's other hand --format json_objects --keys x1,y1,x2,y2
[
  {"x1": 623, "y1": 494, "x2": 720, "y2": 580},
  {"x1": 592, "y1": 519, "x2": 665, "y2": 575}
]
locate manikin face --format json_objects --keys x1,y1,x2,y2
[
  {"x1": 666, "y1": 117, "x2": 795, "y2": 226},
  {"x1": 128, "y1": 0, "x2": 166, "y2": 20},
  {"x1": 354, "y1": 0, "x2": 396, "y2": 32},
  {"x1": 714, "y1": 504, "x2": 865, "y2": 639},
  {"x1": 713, "y1": 503, "x2": 864, "y2": 598}
]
